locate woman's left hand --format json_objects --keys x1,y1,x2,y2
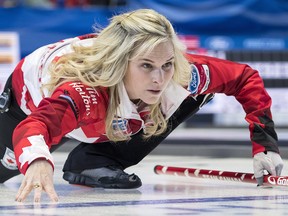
[{"x1": 15, "y1": 159, "x2": 59, "y2": 202}]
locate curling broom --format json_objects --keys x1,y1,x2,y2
[{"x1": 154, "y1": 165, "x2": 288, "y2": 187}]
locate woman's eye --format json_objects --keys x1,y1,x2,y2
[
  {"x1": 162, "y1": 62, "x2": 172, "y2": 70},
  {"x1": 142, "y1": 63, "x2": 153, "y2": 69}
]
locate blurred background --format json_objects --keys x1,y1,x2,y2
[{"x1": 0, "y1": 0, "x2": 287, "y2": 153}]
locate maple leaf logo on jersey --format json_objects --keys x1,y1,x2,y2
[{"x1": 1, "y1": 147, "x2": 18, "y2": 170}]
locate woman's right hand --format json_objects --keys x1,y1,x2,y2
[{"x1": 15, "y1": 159, "x2": 59, "y2": 202}]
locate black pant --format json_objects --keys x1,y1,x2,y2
[
  {"x1": 0, "y1": 75, "x2": 26, "y2": 182},
  {"x1": 62, "y1": 95, "x2": 211, "y2": 173}
]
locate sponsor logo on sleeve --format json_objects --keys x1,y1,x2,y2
[
  {"x1": 188, "y1": 64, "x2": 210, "y2": 95},
  {"x1": 188, "y1": 65, "x2": 200, "y2": 94}
]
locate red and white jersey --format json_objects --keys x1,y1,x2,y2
[{"x1": 11, "y1": 34, "x2": 276, "y2": 174}]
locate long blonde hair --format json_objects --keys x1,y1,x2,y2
[{"x1": 47, "y1": 9, "x2": 191, "y2": 141}]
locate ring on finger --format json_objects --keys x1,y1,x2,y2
[{"x1": 33, "y1": 183, "x2": 41, "y2": 189}]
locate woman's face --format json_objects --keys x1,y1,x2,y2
[{"x1": 124, "y1": 41, "x2": 175, "y2": 105}]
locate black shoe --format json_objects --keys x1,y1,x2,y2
[{"x1": 63, "y1": 166, "x2": 142, "y2": 189}]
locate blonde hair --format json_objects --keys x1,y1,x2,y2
[{"x1": 47, "y1": 9, "x2": 191, "y2": 141}]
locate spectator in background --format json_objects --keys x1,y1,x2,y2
[
  {"x1": 0, "y1": 0, "x2": 126, "y2": 7},
  {"x1": 0, "y1": 0, "x2": 54, "y2": 8}
]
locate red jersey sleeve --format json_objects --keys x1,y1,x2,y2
[
  {"x1": 186, "y1": 54, "x2": 279, "y2": 156},
  {"x1": 12, "y1": 81, "x2": 108, "y2": 174}
]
